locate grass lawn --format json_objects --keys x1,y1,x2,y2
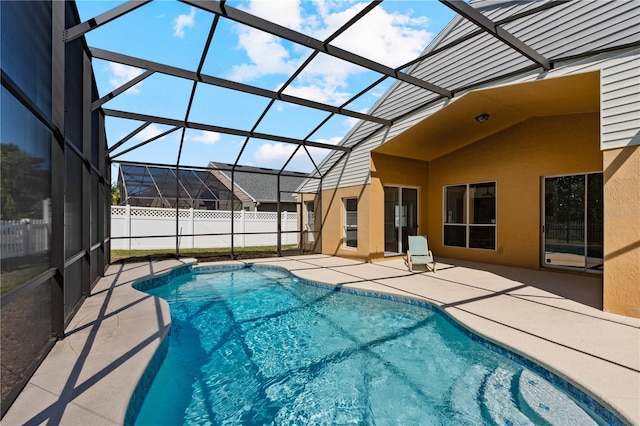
[
  {"x1": 111, "y1": 245, "x2": 299, "y2": 262},
  {"x1": 1, "y1": 266, "x2": 48, "y2": 295}
]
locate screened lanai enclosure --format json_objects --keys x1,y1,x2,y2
[
  {"x1": 117, "y1": 162, "x2": 308, "y2": 211},
  {"x1": 3, "y1": 0, "x2": 638, "y2": 417},
  {"x1": 118, "y1": 164, "x2": 242, "y2": 210}
]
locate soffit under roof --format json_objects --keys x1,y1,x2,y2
[{"x1": 372, "y1": 71, "x2": 600, "y2": 162}]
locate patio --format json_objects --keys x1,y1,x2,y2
[{"x1": 3, "y1": 255, "x2": 638, "y2": 425}]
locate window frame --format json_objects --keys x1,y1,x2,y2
[
  {"x1": 443, "y1": 181, "x2": 497, "y2": 250},
  {"x1": 343, "y1": 197, "x2": 358, "y2": 249}
]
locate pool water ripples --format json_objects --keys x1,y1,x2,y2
[{"x1": 134, "y1": 266, "x2": 607, "y2": 425}]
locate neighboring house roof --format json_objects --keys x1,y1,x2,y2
[
  {"x1": 118, "y1": 164, "x2": 247, "y2": 206},
  {"x1": 208, "y1": 168, "x2": 255, "y2": 205},
  {"x1": 298, "y1": 0, "x2": 640, "y2": 192},
  {"x1": 209, "y1": 162, "x2": 309, "y2": 203},
  {"x1": 120, "y1": 163, "x2": 309, "y2": 207}
]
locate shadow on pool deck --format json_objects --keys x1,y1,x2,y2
[
  {"x1": 439, "y1": 258, "x2": 604, "y2": 310},
  {"x1": 2, "y1": 254, "x2": 638, "y2": 425},
  {"x1": 2, "y1": 259, "x2": 182, "y2": 425}
]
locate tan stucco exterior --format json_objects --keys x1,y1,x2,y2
[
  {"x1": 313, "y1": 73, "x2": 639, "y2": 318},
  {"x1": 316, "y1": 155, "x2": 430, "y2": 262},
  {"x1": 319, "y1": 113, "x2": 603, "y2": 266},
  {"x1": 317, "y1": 185, "x2": 371, "y2": 260},
  {"x1": 603, "y1": 146, "x2": 640, "y2": 317},
  {"x1": 427, "y1": 113, "x2": 602, "y2": 269}
]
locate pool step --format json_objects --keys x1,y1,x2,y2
[
  {"x1": 482, "y1": 367, "x2": 534, "y2": 425},
  {"x1": 517, "y1": 370, "x2": 599, "y2": 426},
  {"x1": 449, "y1": 365, "x2": 489, "y2": 423}
]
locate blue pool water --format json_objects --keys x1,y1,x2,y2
[{"x1": 133, "y1": 266, "x2": 610, "y2": 425}]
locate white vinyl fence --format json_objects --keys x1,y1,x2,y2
[
  {"x1": 0, "y1": 219, "x2": 50, "y2": 260},
  {"x1": 1, "y1": 200, "x2": 51, "y2": 260},
  {"x1": 111, "y1": 205, "x2": 299, "y2": 250}
]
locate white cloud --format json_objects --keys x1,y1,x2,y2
[
  {"x1": 134, "y1": 124, "x2": 165, "y2": 141},
  {"x1": 315, "y1": 136, "x2": 343, "y2": 145},
  {"x1": 230, "y1": 1, "x2": 433, "y2": 105},
  {"x1": 108, "y1": 63, "x2": 145, "y2": 94},
  {"x1": 306, "y1": 137, "x2": 344, "y2": 164},
  {"x1": 228, "y1": 0, "x2": 314, "y2": 82},
  {"x1": 132, "y1": 127, "x2": 221, "y2": 146},
  {"x1": 283, "y1": 80, "x2": 349, "y2": 105},
  {"x1": 190, "y1": 131, "x2": 221, "y2": 145},
  {"x1": 344, "y1": 116, "x2": 362, "y2": 129},
  {"x1": 282, "y1": 54, "x2": 360, "y2": 104},
  {"x1": 240, "y1": 0, "x2": 305, "y2": 31},
  {"x1": 343, "y1": 107, "x2": 370, "y2": 129},
  {"x1": 254, "y1": 143, "x2": 296, "y2": 164},
  {"x1": 229, "y1": 28, "x2": 300, "y2": 82},
  {"x1": 173, "y1": 7, "x2": 195, "y2": 39},
  {"x1": 330, "y1": 7, "x2": 433, "y2": 68},
  {"x1": 253, "y1": 137, "x2": 342, "y2": 169}
]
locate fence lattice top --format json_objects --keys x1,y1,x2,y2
[{"x1": 111, "y1": 206, "x2": 297, "y2": 221}]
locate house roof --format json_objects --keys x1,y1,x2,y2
[
  {"x1": 119, "y1": 162, "x2": 308, "y2": 206},
  {"x1": 297, "y1": 0, "x2": 640, "y2": 192},
  {"x1": 208, "y1": 168, "x2": 255, "y2": 205},
  {"x1": 209, "y1": 162, "x2": 308, "y2": 203}
]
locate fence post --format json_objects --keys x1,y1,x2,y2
[
  {"x1": 283, "y1": 211, "x2": 288, "y2": 245},
  {"x1": 126, "y1": 204, "x2": 131, "y2": 250},
  {"x1": 43, "y1": 199, "x2": 51, "y2": 249},
  {"x1": 190, "y1": 208, "x2": 195, "y2": 249},
  {"x1": 22, "y1": 219, "x2": 31, "y2": 256},
  {"x1": 240, "y1": 209, "x2": 246, "y2": 248}
]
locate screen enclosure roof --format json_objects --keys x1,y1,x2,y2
[{"x1": 70, "y1": 0, "x2": 640, "y2": 182}]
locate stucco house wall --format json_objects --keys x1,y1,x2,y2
[
  {"x1": 603, "y1": 146, "x2": 640, "y2": 318},
  {"x1": 426, "y1": 113, "x2": 602, "y2": 269}
]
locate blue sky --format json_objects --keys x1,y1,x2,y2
[{"x1": 75, "y1": 1, "x2": 456, "y2": 180}]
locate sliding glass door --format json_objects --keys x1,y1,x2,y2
[
  {"x1": 384, "y1": 187, "x2": 418, "y2": 255},
  {"x1": 543, "y1": 173, "x2": 603, "y2": 272}
]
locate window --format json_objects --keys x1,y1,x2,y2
[
  {"x1": 344, "y1": 198, "x2": 358, "y2": 248},
  {"x1": 444, "y1": 182, "x2": 496, "y2": 250},
  {"x1": 305, "y1": 201, "x2": 315, "y2": 243}
]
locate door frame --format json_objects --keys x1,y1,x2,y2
[
  {"x1": 541, "y1": 171, "x2": 603, "y2": 274},
  {"x1": 383, "y1": 185, "x2": 419, "y2": 256}
]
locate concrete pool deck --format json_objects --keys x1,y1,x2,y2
[{"x1": 3, "y1": 254, "x2": 639, "y2": 425}]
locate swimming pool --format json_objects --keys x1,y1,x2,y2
[{"x1": 131, "y1": 265, "x2": 611, "y2": 425}]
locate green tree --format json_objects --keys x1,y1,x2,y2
[
  {"x1": 111, "y1": 182, "x2": 121, "y2": 205},
  {"x1": 0, "y1": 144, "x2": 50, "y2": 220}
]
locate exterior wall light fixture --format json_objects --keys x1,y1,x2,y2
[{"x1": 475, "y1": 113, "x2": 490, "y2": 123}]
